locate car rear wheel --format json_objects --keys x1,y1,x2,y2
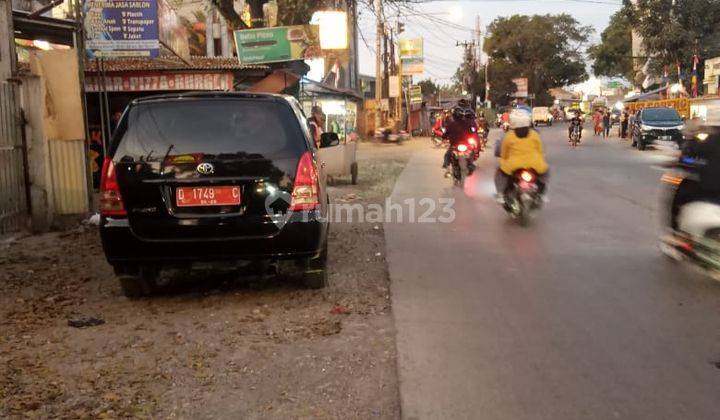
[
  {"x1": 302, "y1": 242, "x2": 328, "y2": 289},
  {"x1": 115, "y1": 266, "x2": 158, "y2": 298}
]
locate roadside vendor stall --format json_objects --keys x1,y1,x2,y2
[{"x1": 299, "y1": 79, "x2": 362, "y2": 141}]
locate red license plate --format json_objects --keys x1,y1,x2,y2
[{"x1": 176, "y1": 186, "x2": 241, "y2": 207}]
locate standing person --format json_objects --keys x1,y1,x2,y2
[
  {"x1": 620, "y1": 110, "x2": 629, "y2": 139},
  {"x1": 308, "y1": 106, "x2": 325, "y2": 148},
  {"x1": 593, "y1": 110, "x2": 602, "y2": 136},
  {"x1": 603, "y1": 111, "x2": 611, "y2": 138}
]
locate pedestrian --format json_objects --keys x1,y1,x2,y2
[
  {"x1": 308, "y1": 105, "x2": 325, "y2": 148},
  {"x1": 620, "y1": 111, "x2": 629, "y2": 139},
  {"x1": 603, "y1": 111, "x2": 611, "y2": 138},
  {"x1": 593, "y1": 110, "x2": 602, "y2": 136}
]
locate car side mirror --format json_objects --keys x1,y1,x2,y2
[{"x1": 320, "y1": 132, "x2": 340, "y2": 148}]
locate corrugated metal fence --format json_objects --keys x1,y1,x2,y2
[{"x1": 0, "y1": 82, "x2": 28, "y2": 233}]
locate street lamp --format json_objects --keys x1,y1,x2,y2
[{"x1": 311, "y1": 11, "x2": 348, "y2": 50}]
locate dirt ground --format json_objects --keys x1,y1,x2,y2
[{"x1": 0, "y1": 140, "x2": 425, "y2": 419}]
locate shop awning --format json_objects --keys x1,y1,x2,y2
[
  {"x1": 301, "y1": 79, "x2": 363, "y2": 101},
  {"x1": 624, "y1": 86, "x2": 667, "y2": 103},
  {"x1": 84, "y1": 56, "x2": 269, "y2": 73}
]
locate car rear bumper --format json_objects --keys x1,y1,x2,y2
[{"x1": 100, "y1": 213, "x2": 327, "y2": 265}]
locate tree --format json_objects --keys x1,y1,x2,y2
[
  {"x1": 625, "y1": 0, "x2": 720, "y2": 77},
  {"x1": 588, "y1": 10, "x2": 633, "y2": 80},
  {"x1": 210, "y1": 0, "x2": 325, "y2": 30},
  {"x1": 482, "y1": 14, "x2": 591, "y2": 106},
  {"x1": 417, "y1": 79, "x2": 439, "y2": 97}
]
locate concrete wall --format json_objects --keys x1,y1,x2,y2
[{"x1": 19, "y1": 76, "x2": 54, "y2": 232}]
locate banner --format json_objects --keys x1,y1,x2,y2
[
  {"x1": 84, "y1": 72, "x2": 234, "y2": 92},
  {"x1": 389, "y1": 75, "x2": 400, "y2": 98},
  {"x1": 409, "y1": 85, "x2": 422, "y2": 104},
  {"x1": 399, "y1": 38, "x2": 424, "y2": 75},
  {"x1": 512, "y1": 77, "x2": 528, "y2": 98},
  {"x1": 234, "y1": 25, "x2": 322, "y2": 65},
  {"x1": 84, "y1": 0, "x2": 160, "y2": 58}
]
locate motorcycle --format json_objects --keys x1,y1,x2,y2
[
  {"x1": 449, "y1": 139, "x2": 476, "y2": 188},
  {"x1": 570, "y1": 124, "x2": 581, "y2": 147},
  {"x1": 432, "y1": 127, "x2": 446, "y2": 148},
  {"x1": 478, "y1": 127, "x2": 489, "y2": 149},
  {"x1": 659, "y1": 156, "x2": 720, "y2": 279},
  {"x1": 501, "y1": 169, "x2": 543, "y2": 225}
]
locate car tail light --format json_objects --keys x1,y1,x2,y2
[
  {"x1": 290, "y1": 151, "x2": 319, "y2": 211},
  {"x1": 457, "y1": 144, "x2": 468, "y2": 152},
  {"x1": 520, "y1": 170, "x2": 535, "y2": 183},
  {"x1": 100, "y1": 158, "x2": 127, "y2": 216}
]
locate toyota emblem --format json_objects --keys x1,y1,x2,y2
[{"x1": 196, "y1": 162, "x2": 215, "y2": 175}]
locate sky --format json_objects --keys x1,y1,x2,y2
[{"x1": 356, "y1": 0, "x2": 623, "y2": 86}]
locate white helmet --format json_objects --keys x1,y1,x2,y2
[{"x1": 509, "y1": 109, "x2": 532, "y2": 129}]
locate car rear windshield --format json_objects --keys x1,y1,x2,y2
[
  {"x1": 643, "y1": 108, "x2": 681, "y2": 122},
  {"x1": 112, "y1": 98, "x2": 306, "y2": 161}
]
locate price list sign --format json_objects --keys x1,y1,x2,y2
[{"x1": 84, "y1": 0, "x2": 160, "y2": 58}]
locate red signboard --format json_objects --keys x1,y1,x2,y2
[{"x1": 85, "y1": 72, "x2": 234, "y2": 92}]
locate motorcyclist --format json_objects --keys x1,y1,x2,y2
[
  {"x1": 670, "y1": 122, "x2": 720, "y2": 229},
  {"x1": 568, "y1": 113, "x2": 583, "y2": 142},
  {"x1": 432, "y1": 109, "x2": 448, "y2": 138},
  {"x1": 442, "y1": 102, "x2": 478, "y2": 173},
  {"x1": 495, "y1": 109, "x2": 549, "y2": 200},
  {"x1": 477, "y1": 112, "x2": 490, "y2": 134}
]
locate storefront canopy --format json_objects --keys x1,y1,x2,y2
[{"x1": 301, "y1": 79, "x2": 363, "y2": 101}]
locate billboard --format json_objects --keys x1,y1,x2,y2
[
  {"x1": 234, "y1": 25, "x2": 322, "y2": 65},
  {"x1": 84, "y1": 0, "x2": 160, "y2": 58},
  {"x1": 158, "y1": 0, "x2": 190, "y2": 62},
  {"x1": 512, "y1": 77, "x2": 528, "y2": 98},
  {"x1": 409, "y1": 85, "x2": 422, "y2": 104},
  {"x1": 399, "y1": 38, "x2": 424, "y2": 75}
]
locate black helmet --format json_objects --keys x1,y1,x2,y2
[
  {"x1": 461, "y1": 108, "x2": 476, "y2": 120},
  {"x1": 452, "y1": 106, "x2": 464, "y2": 119}
]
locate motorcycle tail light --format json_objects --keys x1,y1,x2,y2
[
  {"x1": 468, "y1": 137, "x2": 477, "y2": 146},
  {"x1": 520, "y1": 171, "x2": 535, "y2": 183},
  {"x1": 457, "y1": 144, "x2": 468, "y2": 152}
]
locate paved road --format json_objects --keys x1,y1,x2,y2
[{"x1": 386, "y1": 126, "x2": 720, "y2": 419}]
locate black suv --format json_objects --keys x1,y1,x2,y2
[
  {"x1": 100, "y1": 92, "x2": 329, "y2": 296},
  {"x1": 631, "y1": 107, "x2": 684, "y2": 150}
]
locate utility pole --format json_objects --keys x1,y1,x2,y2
[
  {"x1": 456, "y1": 40, "x2": 478, "y2": 108},
  {"x1": 374, "y1": 0, "x2": 384, "y2": 131}
]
